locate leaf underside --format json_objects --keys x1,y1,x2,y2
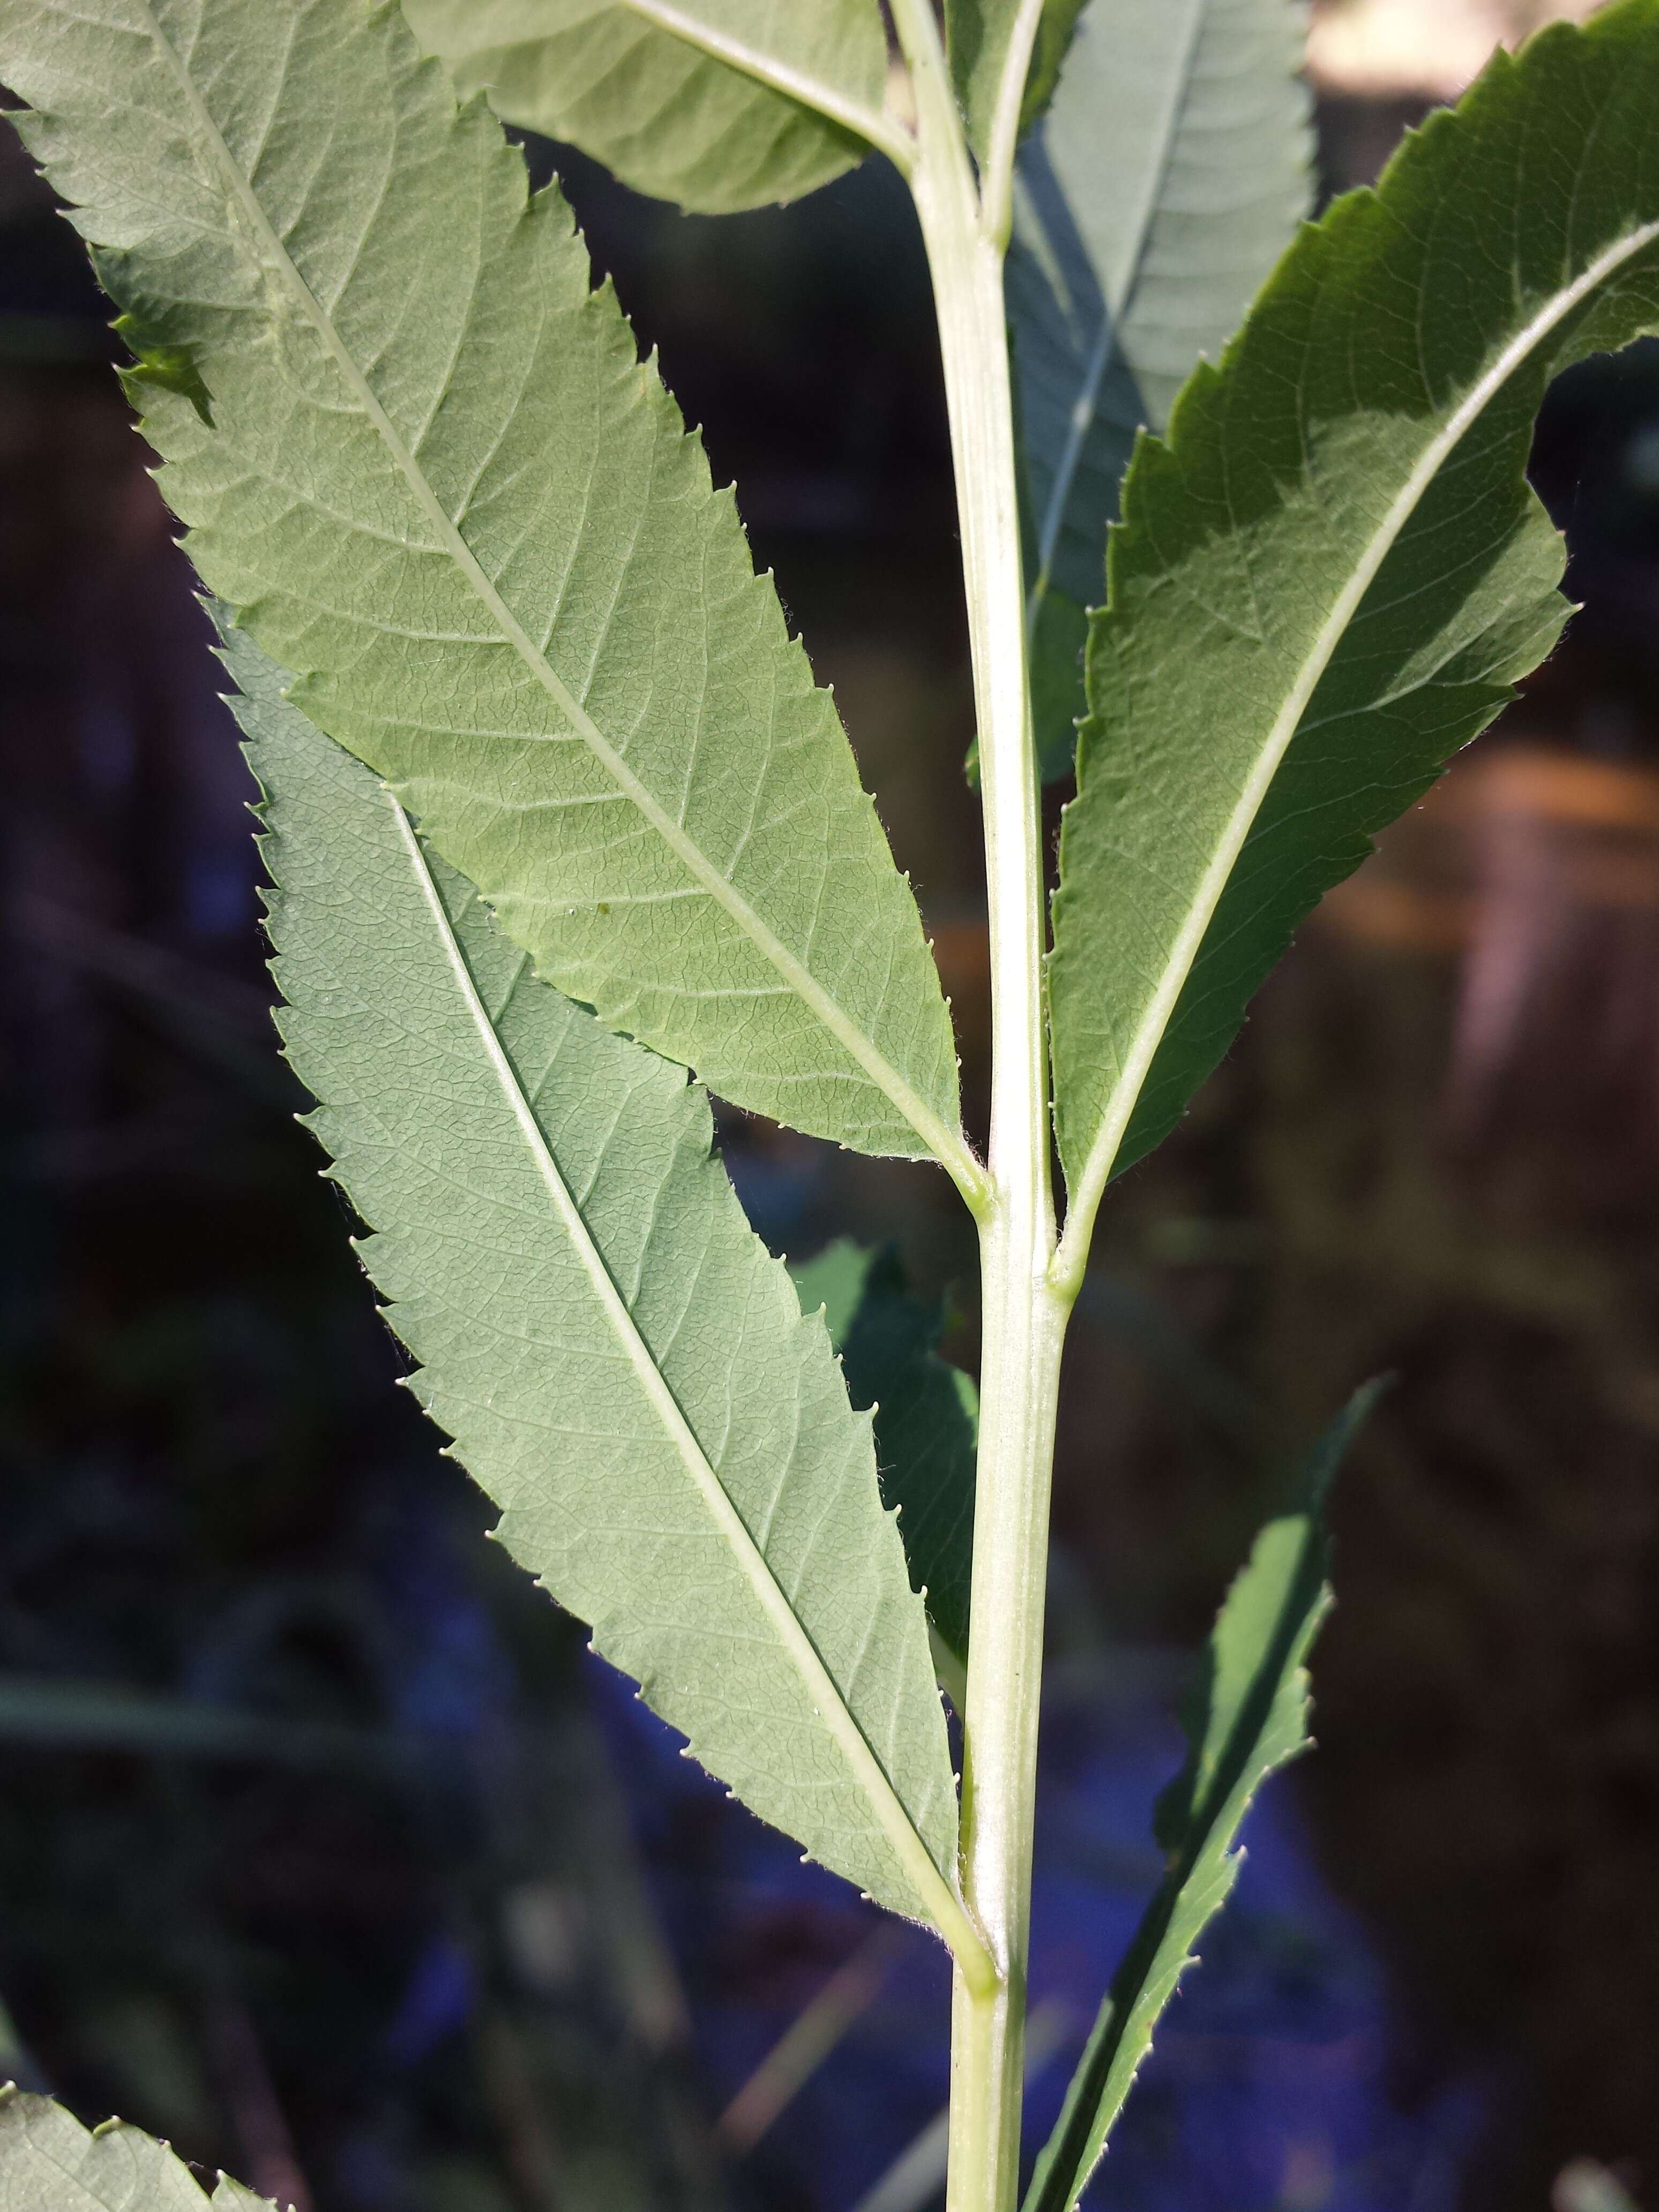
[
  {"x1": 1049, "y1": 0, "x2": 1659, "y2": 1230},
  {"x1": 1012, "y1": 0, "x2": 1312, "y2": 778},
  {"x1": 0, "y1": 0, "x2": 962, "y2": 1169},
  {"x1": 0, "y1": 2084, "x2": 273, "y2": 2212},
  {"x1": 794, "y1": 1241, "x2": 978, "y2": 1670},
  {"x1": 1023, "y1": 1386, "x2": 1379, "y2": 2212},
  {"x1": 400, "y1": 0, "x2": 885, "y2": 215},
  {"x1": 229, "y1": 621, "x2": 960, "y2": 1930},
  {"x1": 944, "y1": 0, "x2": 1086, "y2": 163}
]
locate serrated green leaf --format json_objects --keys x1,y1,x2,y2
[
  {"x1": 1049, "y1": 1, "x2": 1659, "y2": 1251},
  {"x1": 1022, "y1": 1386, "x2": 1378, "y2": 2212},
  {"x1": 945, "y1": 0, "x2": 1082, "y2": 161},
  {"x1": 0, "y1": 2083, "x2": 273, "y2": 2211},
  {"x1": 1012, "y1": 0, "x2": 1311, "y2": 778},
  {"x1": 0, "y1": 0, "x2": 974, "y2": 1189},
  {"x1": 795, "y1": 1241, "x2": 977, "y2": 1670},
  {"x1": 224, "y1": 620, "x2": 974, "y2": 1948},
  {"x1": 400, "y1": 0, "x2": 889, "y2": 215}
]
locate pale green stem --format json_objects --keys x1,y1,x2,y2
[
  {"x1": 887, "y1": 7, "x2": 1075, "y2": 2208},
  {"x1": 978, "y1": 0, "x2": 1048, "y2": 252}
]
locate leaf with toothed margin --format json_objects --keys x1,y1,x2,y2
[
  {"x1": 1049, "y1": 0, "x2": 1659, "y2": 1260},
  {"x1": 0, "y1": 2083, "x2": 275, "y2": 2211},
  {"x1": 0, "y1": 0, "x2": 970, "y2": 1184},
  {"x1": 400, "y1": 0, "x2": 891, "y2": 215},
  {"x1": 1023, "y1": 1385, "x2": 1378, "y2": 2212},
  {"x1": 225, "y1": 618, "x2": 969, "y2": 1942}
]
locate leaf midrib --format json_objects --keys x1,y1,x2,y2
[
  {"x1": 387, "y1": 789, "x2": 984, "y2": 1966},
  {"x1": 1026, "y1": 0, "x2": 1206, "y2": 617},
  {"x1": 140, "y1": 1, "x2": 980, "y2": 1195},
  {"x1": 1055, "y1": 211, "x2": 1659, "y2": 1276},
  {"x1": 620, "y1": 0, "x2": 911, "y2": 168}
]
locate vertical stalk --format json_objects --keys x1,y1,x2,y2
[{"x1": 887, "y1": 7, "x2": 1075, "y2": 2208}]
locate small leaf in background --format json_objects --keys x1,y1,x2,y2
[
  {"x1": 1049, "y1": 0, "x2": 1659, "y2": 1258},
  {"x1": 796, "y1": 1242, "x2": 978, "y2": 1672},
  {"x1": 400, "y1": 0, "x2": 890, "y2": 214},
  {"x1": 1022, "y1": 1385, "x2": 1380, "y2": 2212},
  {"x1": 791, "y1": 1238, "x2": 880, "y2": 1349},
  {"x1": 1012, "y1": 0, "x2": 1312, "y2": 778},
  {"x1": 231, "y1": 625, "x2": 969, "y2": 1945},
  {"x1": 0, "y1": 0, "x2": 970, "y2": 1178},
  {"x1": 0, "y1": 2083, "x2": 274, "y2": 2211}
]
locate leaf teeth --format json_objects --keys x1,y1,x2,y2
[
  {"x1": 28, "y1": 0, "x2": 960, "y2": 1168},
  {"x1": 2, "y1": 2087, "x2": 278, "y2": 2210},
  {"x1": 219, "y1": 622, "x2": 960, "y2": 1932},
  {"x1": 1048, "y1": 0, "x2": 1659, "y2": 1246}
]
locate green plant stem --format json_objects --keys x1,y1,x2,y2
[
  {"x1": 888, "y1": 6, "x2": 1074, "y2": 2206},
  {"x1": 978, "y1": 0, "x2": 1049, "y2": 252},
  {"x1": 946, "y1": 1254, "x2": 1067, "y2": 2212}
]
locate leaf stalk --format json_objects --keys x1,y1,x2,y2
[{"x1": 977, "y1": 0, "x2": 1049, "y2": 252}]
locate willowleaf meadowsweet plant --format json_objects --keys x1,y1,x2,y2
[{"x1": 3, "y1": 0, "x2": 1657, "y2": 2203}]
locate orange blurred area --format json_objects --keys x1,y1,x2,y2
[{"x1": 1321, "y1": 744, "x2": 1659, "y2": 1112}]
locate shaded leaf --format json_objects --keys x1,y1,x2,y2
[
  {"x1": 1012, "y1": 0, "x2": 1311, "y2": 776},
  {"x1": 1050, "y1": 1, "x2": 1659, "y2": 1251},
  {"x1": 795, "y1": 1242, "x2": 977, "y2": 1670},
  {"x1": 0, "y1": 2084, "x2": 273, "y2": 2212},
  {"x1": 1022, "y1": 1386, "x2": 1378, "y2": 2212},
  {"x1": 790, "y1": 1238, "x2": 877, "y2": 1348},
  {"x1": 228, "y1": 622, "x2": 972, "y2": 1945},
  {"x1": 401, "y1": 0, "x2": 888, "y2": 215},
  {"x1": 1022, "y1": 587, "x2": 1089, "y2": 784},
  {"x1": 945, "y1": 0, "x2": 1084, "y2": 162},
  {"x1": 1018, "y1": 0, "x2": 1088, "y2": 137},
  {"x1": 1, "y1": 0, "x2": 970, "y2": 1181}
]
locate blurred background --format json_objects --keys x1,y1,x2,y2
[{"x1": 2, "y1": 2, "x2": 1656, "y2": 2208}]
